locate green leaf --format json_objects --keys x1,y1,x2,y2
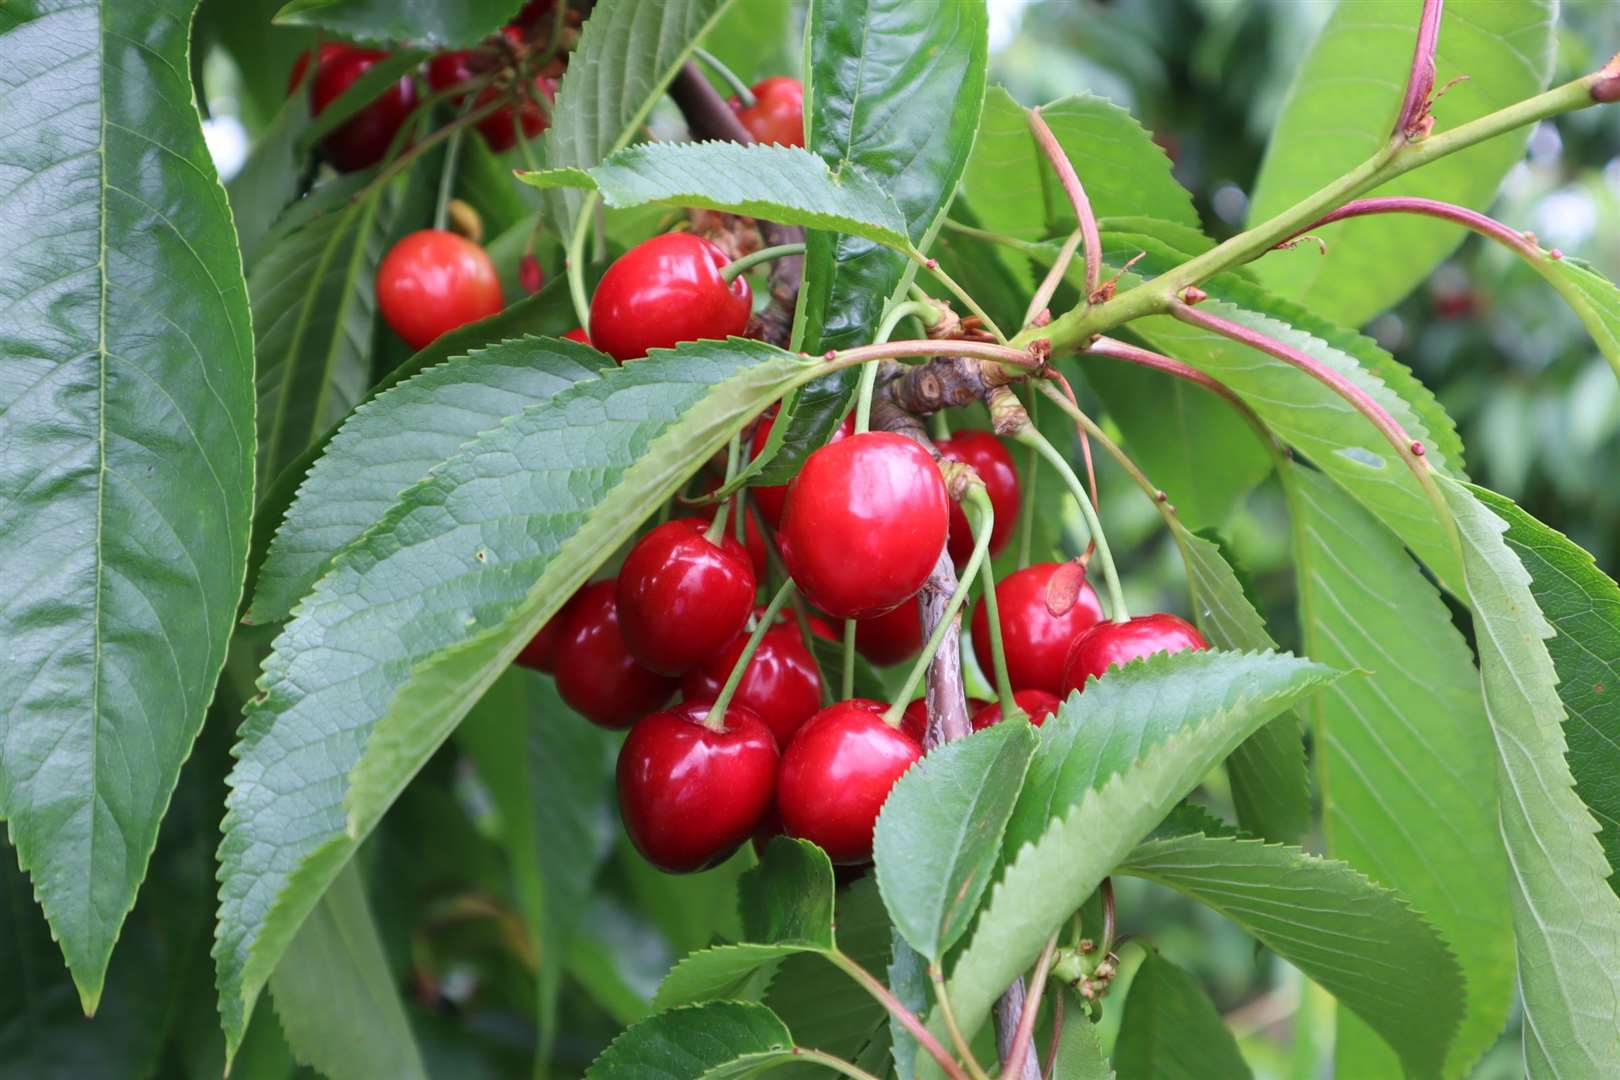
[
  {"x1": 542, "y1": 0, "x2": 742, "y2": 239},
  {"x1": 938, "y1": 650, "x2": 1340, "y2": 1058},
  {"x1": 268, "y1": 863, "x2": 427, "y2": 1080},
  {"x1": 522, "y1": 142, "x2": 912, "y2": 250},
  {"x1": 1052, "y1": 994, "x2": 1111, "y2": 1080},
  {"x1": 1250, "y1": 1, "x2": 1556, "y2": 326},
  {"x1": 215, "y1": 339, "x2": 814, "y2": 1054},
  {"x1": 1443, "y1": 479, "x2": 1620, "y2": 1076},
  {"x1": 740, "y1": 838, "x2": 837, "y2": 949},
  {"x1": 1283, "y1": 465, "x2": 1510, "y2": 1076},
  {"x1": 273, "y1": 0, "x2": 523, "y2": 47},
  {"x1": 769, "y1": 0, "x2": 988, "y2": 483},
  {"x1": 654, "y1": 944, "x2": 798, "y2": 1010},
  {"x1": 1114, "y1": 952, "x2": 1250, "y2": 1080},
  {"x1": 1540, "y1": 255, "x2": 1620, "y2": 383},
  {"x1": 252, "y1": 176, "x2": 394, "y2": 489},
  {"x1": 809, "y1": 634, "x2": 888, "y2": 700},
  {"x1": 228, "y1": 93, "x2": 312, "y2": 271},
  {"x1": 250, "y1": 336, "x2": 609, "y2": 622},
  {"x1": 886, "y1": 932, "x2": 929, "y2": 1080},
  {"x1": 873, "y1": 722, "x2": 1039, "y2": 961},
  {"x1": 0, "y1": 0, "x2": 255, "y2": 1010},
  {"x1": 585, "y1": 1001, "x2": 793, "y2": 1080},
  {"x1": 1121, "y1": 832, "x2": 1463, "y2": 1078}
]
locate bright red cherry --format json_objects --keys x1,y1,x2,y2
[
  {"x1": 588, "y1": 233, "x2": 752, "y2": 362},
  {"x1": 730, "y1": 76, "x2": 805, "y2": 147},
  {"x1": 516, "y1": 593, "x2": 581, "y2": 674},
  {"x1": 682, "y1": 620, "x2": 822, "y2": 743},
  {"x1": 300, "y1": 45, "x2": 418, "y2": 173},
  {"x1": 938, "y1": 431, "x2": 1020, "y2": 564},
  {"x1": 779, "y1": 433, "x2": 950, "y2": 619},
  {"x1": 900, "y1": 697, "x2": 989, "y2": 743},
  {"x1": 1062, "y1": 614, "x2": 1209, "y2": 694},
  {"x1": 377, "y1": 230, "x2": 504, "y2": 350},
  {"x1": 616, "y1": 519, "x2": 756, "y2": 675},
  {"x1": 553, "y1": 581, "x2": 679, "y2": 728},
  {"x1": 970, "y1": 690, "x2": 1061, "y2": 731},
  {"x1": 617, "y1": 702, "x2": 779, "y2": 872},
  {"x1": 972, "y1": 562, "x2": 1104, "y2": 695},
  {"x1": 855, "y1": 599, "x2": 922, "y2": 667},
  {"x1": 562, "y1": 327, "x2": 591, "y2": 345},
  {"x1": 749, "y1": 411, "x2": 854, "y2": 528},
  {"x1": 777, "y1": 700, "x2": 922, "y2": 864}
]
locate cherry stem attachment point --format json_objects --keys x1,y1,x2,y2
[
  {"x1": 1027, "y1": 107, "x2": 1102, "y2": 298},
  {"x1": 913, "y1": 254, "x2": 1008, "y2": 343},
  {"x1": 883, "y1": 487, "x2": 994, "y2": 729},
  {"x1": 691, "y1": 46, "x2": 756, "y2": 108},
  {"x1": 828, "y1": 949, "x2": 974, "y2": 1080},
  {"x1": 721, "y1": 242, "x2": 807, "y2": 284},
  {"x1": 1011, "y1": 425, "x2": 1129, "y2": 623},
  {"x1": 859, "y1": 299, "x2": 947, "y2": 431},
  {"x1": 705, "y1": 580, "x2": 796, "y2": 730}
]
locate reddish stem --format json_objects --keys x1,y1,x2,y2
[
  {"x1": 1027, "y1": 107, "x2": 1102, "y2": 298},
  {"x1": 1394, "y1": 0, "x2": 1445, "y2": 138},
  {"x1": 1278, "y1": 196, "x2": 1550, "y2": 260},
  {"x1": 1003, "y1": 935, "x2": 1060, "y2": 1080},
  {"x1": 1084, "y1": 336, "x2": 1276, "y2": 448}
]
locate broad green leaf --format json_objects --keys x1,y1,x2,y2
[
  {"x1": 934, "y1": 650, "x2": 1339, "y2": 1065},
  {"x1": 767, "y1": 0, "x2": 988, "y2": 484},
  {"x1": 542, "y1": 0, "x2": 741, "y2": 238},
  {"x1": 252, "y1": 176, "x2": 393, "y2": 489},
  {"x1": 228, "y1": 93, "x2": 311, "y2": 271},
  {"x1": 740, "y1": 838, "x2": 836, "y2": 949},
  {"x1": 1539, "y1": 255, "x2": 1620, "y2": 382},
  {"x1": 585, "y1": 1001, "x2": 793, "y2": 1080},
  {"x1": 1114, "y1": 952, "x2": 1250, "y2": 1080},
  {"x1": 1121, "y1": 832, "x2": 1462, "y2": 1078},
  {"x1": 457, "y1": 669, "x2": 618, "y2": 1064},
  {"x1": 0, "y1": 0, "x2": 255, "y2": 1009},
  {"x1": 215, "y1": 340, "x2": 815, "y2": 1054},
  {"x1": 273, "y1": 0, "x2": 522, "y2": 47},
  {"x1": 1484, "y1": 484, "x2": 1620, "y2": 894},
  {"x1": 250, "y1": 336, "x2": 608, "y2": 622},
  {"x1": 1443, "y1": 479, "x2": 1620, "y2": 1077},
  {"x1": 654, "y1": 944, "x2": 799, "y2": 1010},
  {"x1": 873, "y1": 722, "x2": 1039, "y2": 961},
  {"x1": 1251, "y1": 1, "x2": 1556, "y2": 326},
  {"x1": 268, "y1": 863, "x2": 427, "y2": 1080},
  {"x1": 1284, "y1": 466, "x2": 1510, "y2": 1076}
]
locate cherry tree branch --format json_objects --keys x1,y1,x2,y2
[
  {"x1": 1394, "y1": 0, "x2": 1445, "y2": 139},
  {"x1": 1027, "y1": 107, "x2": 1101, "y2": 298},
  {"x1": 1278, "y1": 195, "x2": 1551, "y2": 260}
]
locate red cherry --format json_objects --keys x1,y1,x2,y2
[
  {"x1": 1062, "y1": 614, "x2": 1209, "y2": 694},
  {"x1": 972, "y1": 562, "x2": 1103, "y2": 695},
  {"x1": 516, "y1": 593, "x2": 581, "y2": 673},
  {"x1": 615, "y1": 519, "x2": 756, "y2": 675},
  {"x1": 617, "y1": 702, "x2": 779, "y2": 873},
  {"x1": 377, "y1": 230, "x2": 504, "y2": 350},
  {"x1": 970, "y1": 690, "x2": 1061, "y2": 731},
  {"x1": 553, "y1": 581, "x2": 679, "y2": 728},
  {"x1": 520, "y1": 254, "x2": 545, "y2": 294},
  {"x1": 855, "y1": 599, "x2": 922, "y2": 667},
  {"x1": 938, "y1": 431, "x2": 1020, "y2": 564},
  {"x1": 777, "y1": 700, "x2": 922, "y2": 864},
  {"x1": 588, "y1": 233, "x2": 753, "y2": 362},
  {"x1": 562, "y1": 327, "x2": 591, "y2": 345},
  {"x1": 287, "y1": 43, "x2": 347, "y2": 96},
  {"x1": 900, "y1": 697, "x2": 989, "y2": 743},
  {"x1": 478, "y1": 77, "x2": 557, "y2": 153},
  {"x1": 779, "y1": 432, "x2": 949, "y2": 619},
  {"x1": 425, "y1": 50, "x2": 477, "y2": 96},
  {"x1": 682, "y1": 621, "x2": 822, "y2": 743},
  {"x1": 304, "y1": 46, "x2": 418, "y2": 173},
  {"x1": 749, "y1": 411, "x2": 854, "y2": 528},
  {"x1": 729, "y1": 76, "x2": 805, "y2": 147},
  {"x1": 805, "y1": 612, "x2": 840, "y2": 642}
]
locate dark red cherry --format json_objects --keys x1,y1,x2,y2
[
  {"x1": 553, "y1": 581, "x2": 678, "y2": 728},
  {"x1": 425, "y1": 50, "x2": 478, "y2": 97},
  {"x1": 779, "y1": 432, "x2": 950, "y2": 619},
  {"x1": 617, "y1": 702, "x2": 779, "y2": 873},
  {"x1": 588, "y1": 233, "x2": 753, "y2": 362},
  {"x1": 1061, "y1": 614, "x2": 1209, "y2": 695},
  {"x1": 970, "y1": 690, "x2": 1061, "y2": 731},
  {"x1": 473, "y1": 74, "x2": 557, "y2": 152},
  {"x1": 616, "y1": 519, "x2": 756, "y2": 675},
  {"x1": 777, "y1": 700, "x2": 922, "y2": 864},
  {"x1": 520, "y1": 254, "x2": 545, "y2": 294},
  {"x1": 900, "y1": 697, "x2": 990, "y2": 744},
  {"x1": 972, "y1": 562, "x2": 1104, "y2": 695},
  {"x1": 516, "y1": 592, "x2": 581, "y2": 674},
  {"x1": 855, "y1": 598, "x2": 922, "y2": 668},
  {"x1": 301, "y1": 45, "x2": 418, "y2": 173},
  {"x1": 749, "y1": 410, "x2": 854, "y2": 528},
  {"x1": 287, "y1": 43, "x2": 346, "y2": 95},
  {"x1": 377, "y1": 230, "x2": 504, "y2": 350},
  {"x1": 729, "y1": 76, "x2": 805, "y2": 147},
  {"x1": 938, "y1": 431, "x2": 1020, "y2": 564},
  {"x1": 682, "y1": 620, "x2": 822, "y2": 743}
]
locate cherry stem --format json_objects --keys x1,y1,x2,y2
[
  {"x1": 1394, "y1": 0, "x2": 1445, "y2": 139},
  {"x1": 706, "y1": 580, "x2": 797, "y2": 730},
  {"x1": 566, "y1": 193, "x2": 596, "y2": 332},
  {"x1": 703, "y1": 435, "x2": 742, "y2": 545},
  {"x1": 1100, "y1": 878, "x2": 1117, "y2": 959},
  {"x1": 1010, "y1": 426, "x2": 1129, "y2": 623},
  {"x1": 721, "y1": 242, "x2": 808, "y2": 284},
  {"x1": 1083, "y1": 336, "x2": 1278, "y2": 453},
  {"x1": 788, "y1": 1049, "x2": 883, "y2": 1080},
  {"x1": 1002, "y1": 934, "x2": 1060, "y2": 1080},
  {"x1": 883, "y1": 487, "x2": 994, "y2": 728},
  {"x1": 1023, "y1": 227, "x2": 1083, "y2": 327},
  {"x1": 841, "y1": 618, "x2": 857, "y2": 701},
  {"x1": 1026, "y1": 107, "x2": 1101, "y2": 298},
  {"x1": 832, "y1": 339, "x2": 1040, "y2": 375},
  {"x1": 912, "y1": 255, "x2": 1008, "y2": 344},
  {"x1": 1016, "y1": 390, "x2": 1039, "y2": 569},
  {"x1": 931, "y1": 964, "x2": 995, "y2": 1080},
  {"x1": 941, "y1": 218, "x2": 1050, "y2": 255},
  {"x1": 976, "y1": 557, "x2": 1016, "y2": 721},
  {"x1": 1040, "y1": 995, "x2": 1064, "y2": 1080},
  {"x1": 356, "y1": 84, "x2": 506, "y2": 205},
  {"x1": 859, "y1": 299, "x2": 946, "y2": 432},
  {"x1": 828, "y1": 950, "x2": 974, "y2": 1080},
  {"x1": 1277, "y1": 195, "x2": 1548, "y2": 260},
  {"x1": 691, "y1": 46, "x2": 756, "y2": 108},
  {"x1": 432, "y1": 126, "x2": 467, "y2": 233}
]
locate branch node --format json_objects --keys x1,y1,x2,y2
[
  {"x1": 1179, "y1": 285, "x2": 1208, "y2": 305},
  {"x1": 1411, "y1": 440, "x2": 1426, "y2": 456}
]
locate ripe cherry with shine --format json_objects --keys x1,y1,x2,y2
[
  {"x1": 377, "y1": 230, "x2": 504, "y2": 350},
  {"x1": 779, "y1": 432, "x2": 949, "y2": 619},
  {"x1": 682, "y1": 618, "x2": 822, "y2": 743},
  {"x1": 515, "y1": 592, "x2": 581, "y2": 674},
  {"x1": 588, "y1": 233, "x2": 752, "y2": 362},
  {"x1": 617, "y1": 702, "x2": 778, "y2": 873},
  {"x1": 972, "y1": 562, "x2": 1104, "y2": 695},
  {"x1": 938, "y1": 431, "x2": 1020, "y2": 564},
  {"x1": 1062, "y1": 613, "x2": 1209, "y2": 694},
  {"x1": 750, "y1": 411, "x2": 854, "y2": 528},
  {"x1": 616, "y1": 519, "x2": 755, "y2": 675},
  {"x1": 294, "y1": 45, "x2": 417, "y2": 173},
  {"x1": 777, "y1": 700, "x2": 922, "y2": 864},
  {"x1": 730, "y1": 76, "x2": 805, "y2": 147},
  {"x1": 971, "y1": 690, "x2": 1061, "y2": 731},
  {"x1": 553, "y1": 580, "x2": 678, "y2": 728}
]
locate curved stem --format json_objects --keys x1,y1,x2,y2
[
  {"x1": 706, "y1": 580, "x2": 797, "y2": 728},
  {"x1": 1023, "y1": 228, "x2": 1083, "y2": 327},
  {"x1": 841, "y1": 619, "x2": 857, "y2": 701},
  {"x1": 883, "y1": 488, "x2": 993, "y2": 728},
  {"x1": 854, "y1": 362, "x2": 881, "y2": 435},
  {"x1": 1083, "y1": 337, "x2": 1278, "y2": 453},
  {"x1": 977, "y1": 557, "x2": 1016, "y2": 719},
  {"x1": 1012, "y1": 426, "x2": 1128, "y2": 622},
  {"x1": 1279, "y1": 195, "x2": 1546, "y2": 259},
  {"x1": 860, "y1": 300, "x2": 946, "y2": 432},
  {"x1": 828, "y1": 950, "x2": 973, "y2": 1080},
  {"x1": 704, "y1": 434, "x2": 742, "y2": 545},
  {"x1": 691, "y1": 45, "x2": 756, "y2": 107},
  {"x1": 932, "y1": 965, "x2": 994, "y2": 1080},
  {"x1": 433, "y1": 127, "x2": 466, "y2": 232},
  {"x1": 941, "y1": 218, "x2": 1050, "y2": 255},
  {"x1": 1002, "y1": 935, "x2": 1060, "y2": 1080},
  {"x1": 1027, "y1": 108, "x2": 1101, "y2": 297},
  {"x1": 832, "y1": 338, "x2": 1039, "y2": 373},
  {"x1": 1017, "y1": 390, "x2": 1039, "y2": 568},
  {"x1": 913, "y1": 255, "x2": 1008, "y2": 343},
  {"x1": 565, "y1": 192, "x2": 597, "y2": 332},
  {"x1": 721, "y1": 241, "x2": 807, "y2": 283},
  {"x1": 790, "y1": 1049, "x2": 884, "y2": 1080}
]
